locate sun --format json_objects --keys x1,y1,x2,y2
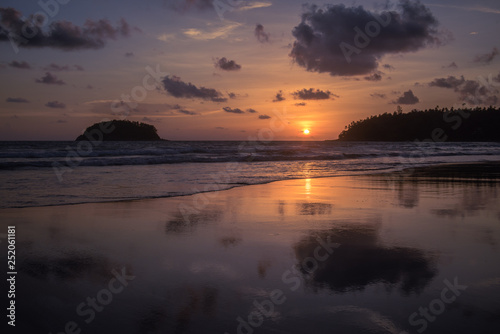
[{"x1": 303, "y1": 129, "x2": 310, "y2": 135}]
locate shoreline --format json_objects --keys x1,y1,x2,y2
[
  {"x1": 1, "y1": 161, "x2": 499, "y2": 210},
  {"x1": 381, "y1": 161, "x2": 500, "y2": 180}
]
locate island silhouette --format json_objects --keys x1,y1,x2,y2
[{"x1": 76, "y1": 120, "x2": 163, "y2": 141}]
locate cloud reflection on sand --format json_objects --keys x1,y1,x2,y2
[{"x1": 293, "y1": 219, "x2": 437, "y2": 294}]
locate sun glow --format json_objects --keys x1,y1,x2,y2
[{"x1": 303, "y1": 129, "x2": 310, "y2": 135}]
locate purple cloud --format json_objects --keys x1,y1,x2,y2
[
  {"x1": 35, "y1": 72, "x2": 65, "y2": 85},
  {"x1": 45, "y1": 101, "x2": 66, "y2": 108}
]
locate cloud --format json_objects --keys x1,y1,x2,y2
[
  {"x1": 35, "y1": 72, "x2": 65, "y2": 85},
  {"x1": 0, "y1": 8, "x2": 131, "y2": 50},
  {"x1": 442, "y1": 61, "x2": 458, "y2": 69},
  {"x1": 8, "y1": 60, "x2": 31, "y2": 69},
  {"x1": 183, "y1": 22, "x2": 241, "y2": 40},
  {"x1": 364, "y1": 72, "x2": 383, "y2": 81},
  {"x1": 168, "y1": 0, "x2": 272, "y2": 14},
  {"x1": 125, "y1": 52, "x2": 134, "y2": 57},
  {"x1": 370, "y1": 93, "x2": 387, "y2": 99},
  {"x1": 255, "y1": 23, "x2": 270, "y2": 43},
  {"x1": 382, "y1": 64, "x2": 395, "y2": 70},
  {"x1": 273, "y1": 90, "x2": 285, "y2": 102},
  {"x1": 169, "y1": 0, "x2": 214, "y2": 12},
  {"x1": 428, "y1": 74, "x2": 499, "y2": 105},
  {"x1": 290, "y1": 0, "x2": 445, "y2": 76},
  {"x1": 178, "y1": 109, "x2": 198, "y2": 115},
  {"x1": 43, "y1": 63, "x2": 84, "y2": 71},
  {"x1": 158, "y1": 33, "x2": 175, "y2": 42},
  {"x1": 162, "y1": 75, "x2": 227, "y2": 102},
  {"x1": 246, "y1": 108, "x2": 257, "y2": 113},
  {"x1": 234, "y1": 2, "x2": 272, "y2": 12},
  {"x1": 473, "y1": 47, "x2": 499, "y2": 64},
  {"x1": 429, "y1": 76, "x2": 465, "y2": 89},
  {"x1": 214, "y1": 57, "x2": 241, "y2": 71},
  {"x1": 295, "y1": 102, "x2": 307, "y2": 106},
  {"x1": 292, "y1": 88, "x2": 335, "y2": 100},
  {"x1": 258, "y1": 114, "x2": 271, "y2": 119},
  {"x1": 6, "y1": 97, "x2": 29, "y2": 103},
  {"x1": 223, "y1": 107, "x2": 244, "y2": 114},
  {"x1": 45, "y1": 101, "x2": 66, "y2": 108},
  {"x1": 392, "y1": 90, "x2": 419, "y2": 105},
  {"x1": 427, "y1": 4, "x2": 500, "y2": 15},
  {"x1": 142, "y1": 117, "x2": 161, "y2": 123}
]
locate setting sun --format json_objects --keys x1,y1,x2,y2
[{"x1": 303, "y1": 129, "x2": 310, "y2": 135}]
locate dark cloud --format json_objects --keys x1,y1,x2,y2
[
  {"x1": 382, "y1": 64, "x2": 395, "y2": 70},
  {"x1": 222, "y1": 107, "x2": 244, "y2": 114},
  {"x1": 295, "y1": 102, "x2": 307, "y2": 106},
  {"x1": 370, "y1": 93, "x2": 387, "y2": 99},
  {"x1": 6, "y1": 97, "x2": 29, "y2": 103},
  {"x1": 290, "y1": 0, "x2": 445, "y2": 76},
  {"x1": 429, "y1": 76, "x2": 465, "y2": 89},
  {"x1": 364, "y1": 72, "x2": 383, "y2": 81},
  {"x1": 292, "y1": 88, "x2": 335, "y2": 100},
  {"x1": 246, "y1": 108, "x2": 257, "y2": 113},
  {"x1": 8, "y1": 60, "x2": 31, "y2": 69},
  {"x1": 473, "y1": 47, "x2": 499, "y2": 64},
  {"x1": 273, "y1": 90, "x2": 285, "y2": 102},
  {"x1": 43, "y1": 63, "x2": 84, "y2": 71},
  {"x1": 125, "y1": 52, "x2": 134, "y2": 57},
  {"x1": 86, "y1": 84, "x2": 93, "y2": 89},
  {"x1": 258, "y1": 114, "x2": 271, "y2": 119},
  {"x1": 428, "y1": 74, "x2": 499, "y2": 105},
  {"x1": 162, "y1": 75, "x2": 227, "y2": 102},
  {"x1": 0, "y1": 7, "x2": 131, "y2": 50},
  {"x1": 35, "y1": 72, "x2": 65, "y2": 85},
  {"x1": 214, "y1": 57, "x2": 241, "y2": 71},
  {"x1": 442, "y1": 61, "x2": 458, "y2": 69},
  {"x1": 255, "y1": 23, "x2": 270, "y2": 43},
  {"x1": 178, "y1": 109, "x2": 198, "y2": 115},
  {"x1": 392, "y1": 90, "x2": 419, "y2": 105},
  {"x1": 45, "y1": 101, "x2": 66, "y2": 108}
]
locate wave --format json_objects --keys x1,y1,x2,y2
[{"x1": 1, "y1": 151, "x2": 498, "y2": 170}]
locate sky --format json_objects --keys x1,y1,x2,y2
[{"x1": 0, "y1": 0, "x2": 499, "y2": 140}]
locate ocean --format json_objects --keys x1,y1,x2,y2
[{"x1": 1, "y1": 140, "x2": 500, "y2": 208}]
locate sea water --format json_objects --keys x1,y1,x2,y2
[{"x1": 1, "y1": 141, "x2": 500, "y2": 208}]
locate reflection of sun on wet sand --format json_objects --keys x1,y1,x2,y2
[{"x1": 1, "y1": 163, "x2": 500, "y2": 333}]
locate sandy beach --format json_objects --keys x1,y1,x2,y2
[{"x1": 2, "y1": 163, "x2": 500, "y2": 334}]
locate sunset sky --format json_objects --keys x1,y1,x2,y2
[{"x1": 1, "y1": 0, "x2": 499, "y2": 140}]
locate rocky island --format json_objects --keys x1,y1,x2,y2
[{"x1": 76, "y1": 120, "x2": 164, "y2": 141}]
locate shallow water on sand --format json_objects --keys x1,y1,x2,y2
[{"x1": 1, "y1": 174, "x2": 500, "y2": 333}]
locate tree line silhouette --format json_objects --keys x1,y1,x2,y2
[{"x1": 338, "y1": 106, "x2": 500, "y2": 141}]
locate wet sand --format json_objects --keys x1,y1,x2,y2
[{"x1": 2, "y1": 163, "x2": 500, "y2": 334}]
